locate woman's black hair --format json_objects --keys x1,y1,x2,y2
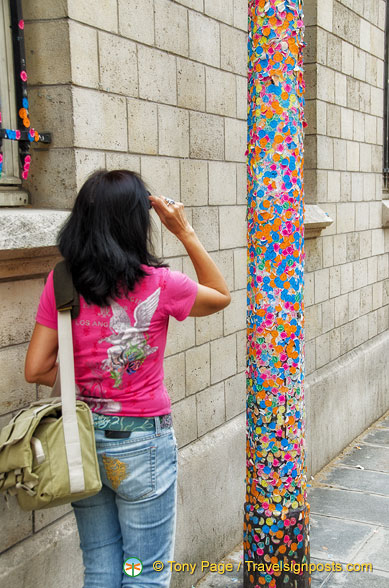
[{"x1": 57, "y1": 169, "x2": 168, "y2": 306}]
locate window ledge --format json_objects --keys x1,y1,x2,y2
[
  {"x1": 0, "y1": 208, "x2": 69, "y2": 280},
  {"x1": 382, "y1": 200, "x2": 389, "y2": 228},
  {"x1": 0, "y1": 188, "x2": 28, "y2": 206},
  {"x1": 304, "y1": 204, "x2": 334, "y2": 239}
]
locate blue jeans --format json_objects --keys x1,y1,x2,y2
[{"x1": 71, "y1": 420, "x2": 178, "y2": 588}]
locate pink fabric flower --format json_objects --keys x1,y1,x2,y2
[{"x1": 20, "y1": 70, "x2": 27, "y2": 82}]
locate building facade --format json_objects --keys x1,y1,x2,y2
[{"x1": 0, "y1": 1, "x2": 388, "y2": 587}]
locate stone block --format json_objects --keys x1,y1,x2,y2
[
  {"x1": 22, "y1": 0, "x2": 67, "y2": 19},
  {"x1": 341, "y1": 40, "x2": 354, "y2": 76},
  {"x1": 353, "y1": 47, "x2": 366, "y2": 82},
  {"x1": 225, "y1": 119, "x2": 246, "y2": 162},
  {"x1": 141, "y1": 156, "x2": 180, "y2": 200},
  {"x1": 370, "y1": 24, "x2": 385, "y2": 60},
  {"x1": 177, "y1": 58, "x2": 205, "y2": 111},
  {"x1": 330, "y1": 266, "x2": 341, "y2": 298},
  {"x1": 321, "y1": 298, "x2": 335, "y2": 333},
  {"x1": 210, "y1": 333, "x2": 236, "y2": 384},
  {"x1": 220, "y1": 25, "x2": 247, "y2": 75},
  {"x1": 180, "y1": 160, "x2": 208, "y2": 206},
  {"x1": 305, "y1": 272, "x2": 315, "y2": 307},
  {"x1": 371, "y1": 229, "x2": 385, "y2": 256},
  {"x1": 196, "y1": 382, "x2": 225, "y2": 436},
  {"x1": 105, "y1": 153, "x2": 141, "y2": 173},
  {"x1": 236, "y1": 329, "x2": 246, "y2": 372},
  {"x1": 68, "y1": 0, "x2": 117, "y2": 32},
  {"x1": 317, "y1": 136, "x2": 333, "y2": 170},
  {"x1": 334, "y1": 72, "x2": 347, "y2": 107},
  {"x1": 340, "y1": 109, "x2": 353, "y2": 141},
  {"x1": 206, "y1": 67, "x2": 236, "y2": 117},
  {"x1": 0, "y1": 494, "x2": 32, "y2": 553},
  {"x1": 339, "y1": 321, "x2": 354, "y2": 352},
  {"x1": 354, "y1": 314, "x2": 369, "y2": 347},
  {"x1": 340, "y1": 263, "x2": 354, "y2": 295},
  {"x1": 208, "y1": 162, "x2": 236, "y2": 204},
  {"x1": 373, "y1": 281, "x2": 383, "y2": 309},
  {"x1": 171, "y1": 395, "x2": 197, "y2": 448},
  {"x1": 334, "y1": 234, "x2": 347, "y2": 265},
  {"x1": 26, "y1": 148, "x2": 77, "y2": 209},
  {"x1": 98, "y1": 32, "x2": 138, "y2": 96},
  {"x1": 190, "y1": 112, "x2": 224, "y2": 160},
  {"x1": 138, "y1": 46, "x2": 176, "y2": 105},
  {"x1": 327, "y1": 104, "x2": 341, "y2": 138},
  {"x1": 316, "y1": 332, "x2": 330, "y2": 369},
  {"x1": 348, "y1": 289, "x2": 360, "y2": 322},
  {"x1": 223, "y1": 289, "x2": 246, "y2": 335},
  {"x1": 369, "y1": 201, "x2": 382, "y2": 230},
  {"x1": 333, "y1": 1, "x2": 360, "y2": 45},
  {"x1": 191, "y1": 207, "x2": 219, "y2": 251},
  {"x1": 69, "y1": 21, "x2": 99, "y2": 89},
  {"x1": 317, "y1": 65, "x2": 335, "y2": 102},
  {"x1": 204, "y1": 0, "x2": 233, "y2": 24},
  {"x1": 158, "y1": 105, "x2": 189, "y2": 157},
  {"x1": 317, "y1": 0, "x2": 333, "y2": 32},
  {"x1": 165, "y1": 315, "x2": 196, "y2": 356},
  {"x1": 225, "y1": 371, "x2": 245, "y2": 420},
  {"x1": 34, "y1": 503, "x2": 73, "y2": 532},
  {"x1": 0, "y1": 278, "x2": 44, "y2": 347},
  {"x1": 314, "y1": 268, "x2": 330, "y2": 304},
  {"x1": 327, "y1": 171, "x2": 341, "y2": 202},
  {"x1": 360, "y1": 285, "x2": 373, "y2": 315},
  {"x1": 353, "y1": 111, "x2": 364, "y2": 142},
  {"x1": 371, "y1": 86, "x2": 384, "y2": 117},
  {"x1": 127, "y1": 99, "x2": 158, "y2": 155},
  {"x1": 346, "y1": 141, "x2": 359, "y2": 172},
  {"x1": 236, "y1": 75, "x2": 247, "y2": 121},
  {"x1": 337, "y1": 202, "x2": 355, "y2": 233},
  {"x1": 355, "y1": 202, "x2": 370, "y2": 231},
  {"x1": 189, "y1": 12, "x2": 220, "y2": 67},
  {"x1": 334, "y1": 293, "x2": 349, "y2": 327},
  {"x1": 350, "y1": 172, "x2": 364, "y2": 201},
  {"x1": 305, "y1": 337, "x2": 316, "y2": 374},
  {"x1": 164, "y1": 352, "x2": 186, "y2": 403},
  {"x1": 118, "y1": 0, "x2": 154, "y2": 44},
  {"x1": 233, "y1": 248, "x2": 246, "y2": 291},
  {"x1": 236, "y1": 164, "x2": 247, "y2": 204},
  {"x1": 185, "y1": 343, "x2": 210, "y2": 395},
  {"x1": 333, "y1": 140, "x2": 347, "y2": 171},
  {"x1": 0, "y1": 343, "x2": 35, "y2": 415},
  {"x1": 364, "y1": 114, "x2": 377, "y2": 144},
  {"x1": 347, "y1": 77, "x2": 360, "y2": 110},
  {"x1": 73, "y1": 88, "x2": 127, "y2": 151},
  {"x1": 234, "y1": 0, "x2": 248, "y2": 30},
  {"x1": 377, "y1": 254, "x2": 389, "y2": 281},
  {"x1": 305, "y1": 238, "x2": 323, "y2": 272},
  {"x1": 195, "y1": 312, "x2": 223, "y2": 345},
  {"x1": 353, "y1": 259, "x2": 369, "y2": 289},
  {"x1": 305, "y1": 304, "x2": 322, "y2": 341},
  {"x1": 28, "y1": 86, "x2": 74, "y2": 149},
  {"x1": 360, "y1": 230, "x2": 372, "y2": 259},
  {"x1": 327, "y1": 34, "x2": 342, "y2": 70},
  {"x1": 359, "y1": 82, "x2": 371, "y2": 114},
  {"x1": 75, "y1": 149, "x2": 106, "y2": 192},
  {"x1": 219, "y1": 205, "x2": 246, "y2": 249},
  {"x1": 155, "y1": 0, "x2": 188, "y2": 56},
  {"x1": 24, "y1": 21, "x2": 70, "y2": 85},
  {"x1": 368, "y1": 310, "x2": 378, "y2": 339},
  {"x1": 322, "y1": 235, "x2": 334, "y2": 267}
]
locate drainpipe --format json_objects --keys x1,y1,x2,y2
[{"x1": 244, "y1": 1, "x2": 310, "y2": 586}]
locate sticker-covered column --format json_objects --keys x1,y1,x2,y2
[{"x1": 244, "y1": 1, "x2": 310, "y2": 587}]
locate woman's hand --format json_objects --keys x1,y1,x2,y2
[{"x1": 148, "y1": 194, "x2": 194, "y2": 241}]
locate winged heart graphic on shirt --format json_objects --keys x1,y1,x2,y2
[{"x1": 99, "y1": 288, "x2": 161, "y2": 388}]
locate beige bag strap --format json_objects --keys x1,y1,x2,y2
[{"x1": 57, "y1": 310, "x2": 86, "y2": 493}]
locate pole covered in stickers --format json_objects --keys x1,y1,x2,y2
[{"x1": 245, "y1": 1, "x2": 310, "y2": 586}]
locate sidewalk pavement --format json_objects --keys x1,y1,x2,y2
[{"x1": 195, "y1": 410, "x2": 389, "y2": 587}]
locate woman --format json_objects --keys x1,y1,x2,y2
[{"x1": 25, "y1": 169, "x2": 231, "y2": 587}]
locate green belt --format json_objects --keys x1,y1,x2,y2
[{"x1": 92, "y1": 412, "x2": 173, "y2": 432}]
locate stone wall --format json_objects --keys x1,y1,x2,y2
[
  {"x1": 303, "y1": 0, "x2": 389, "y2": 474},
  {"x1": 1, "y1": 1, "x2": 248, "y2": 586}
]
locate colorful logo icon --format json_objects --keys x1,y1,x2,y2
[{"x1": 124, "y1": 557, "x2": 143, "y2": 577}]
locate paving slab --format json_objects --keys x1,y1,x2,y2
[
  {"x1": 334, "y1": 444, "x2": 389, "y2": 472},
  {"x1": 309, "y1": 514, "x2": 374, "y2": 562},
  {"x1": 308, "y1": 487, "x2": 389, "y2": 527},
  {"x1": 318, "y1": 466, "x2": 389, "y2": 496},
  {"x1": 362, "y1": 429, "x2": 389, "y2": 446},
  {"x1": 350, "y1": 527, "x2": 389, "y2": 572},
  {"x1": 322, "y1": 569, "x2": 389, "y2": 587}
]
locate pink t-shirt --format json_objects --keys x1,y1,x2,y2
[{"x1": 35, "y1": 265, "x2": 198, "y2": 417}]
